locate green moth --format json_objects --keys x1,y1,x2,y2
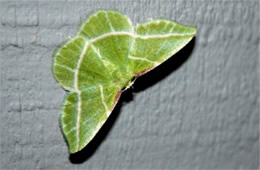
[{"x1": 52, "y1": 10, "x2": 196, "y2": 153}]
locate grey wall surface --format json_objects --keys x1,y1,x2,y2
[{"x1": 0, "y1": 0, "x2": 259, "y2": 169}]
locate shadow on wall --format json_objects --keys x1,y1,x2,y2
[{"x1": 69, "y1": 37, "x2": 196, "y2": 164}]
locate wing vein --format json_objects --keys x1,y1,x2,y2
[
  {"x1": 99, "y1": 85, "x2": 110, "y2": 117},
  {"x1": 105, "y1": 12, "x2": 115, "y2": 32},
  {"x1": 128, "y1": 55, "x2": 160, "y2": 66},
  {"x1": 54, "y1": 63, "x2": 75, "y2": 73},
  {"x1": 74, "y1": 40, "x2": 89, "y2": 150},
  {"x1": 91, "y1": 44, "x2": 114, "y2": 67},
  {"x1": 82, "y1": 31, "x2": 194, "y2": 45},
  {"x1": 75, "y1": 41, "x2": 89, "y2": 90}
]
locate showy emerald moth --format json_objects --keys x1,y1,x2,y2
[{"x1": 52, "y1": 10, "x2": 196, "y2": 153}]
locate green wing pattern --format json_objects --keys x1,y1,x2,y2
[
  {"x1": 129, "y1": 20, "x2": 196, "y2": 76},
  {"x1": 60, "y1": 83, "x2": 121, "y2": 153},
  {"x1": 52, "y1": 10, "x2": 196, "y2": 153}
]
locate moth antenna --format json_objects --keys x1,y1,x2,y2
[{"x1": 123, "y1": 77, "x2": 137, "y2": 91}]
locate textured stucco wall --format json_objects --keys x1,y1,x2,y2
[{"x1": 1, "y1": 0, "x2": 259, "y2": 169}]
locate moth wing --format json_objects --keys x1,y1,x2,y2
[
  {"x1": 60, "y1": 83, "x2": 121, "y2": 153},
  {"x1": 128, "y1": 20, "x2": 196, "y2": 76},
  {"x1": 53, "y1": 36, "x2": 85, "y2": 91}
]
